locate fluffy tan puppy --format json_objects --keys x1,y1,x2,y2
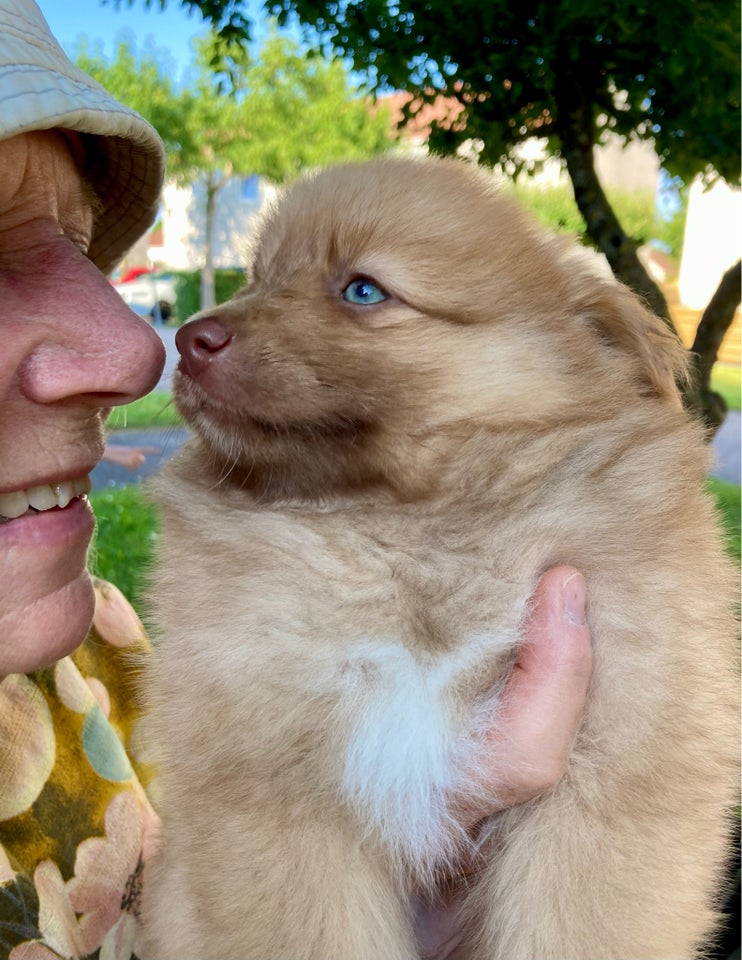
[{"x1": 140, "y1": 155, "x2": 739, "y2": 960}]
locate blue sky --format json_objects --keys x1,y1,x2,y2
[{"x1": 39, "y1": 0, "x2": 270, "y2": 82}]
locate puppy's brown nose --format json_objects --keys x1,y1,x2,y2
[{"x1": 176, "y1": 316, "x2": 234, "y2": 379}]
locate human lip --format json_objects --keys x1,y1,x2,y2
[{"x1": 0, "y1": 476, "x2": 92, "y2": 522}]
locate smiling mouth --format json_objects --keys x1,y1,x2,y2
[{"x1": 0, "y1": 476, "x2": 92, "y2": 523}]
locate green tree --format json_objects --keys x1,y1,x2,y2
[
  {"x1": 76, "y1": 33, "x2": 191, "y2": 162},
  {"x1": 178, "y1": 30, "x2": 393, "y2": 307},
  {"x1": 119, "y1": 0, "x2": 739, "y2": 427},
  {"x1": 77, "y1": 28, "x2": 393, "y2": 308}
]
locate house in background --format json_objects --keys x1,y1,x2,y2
[
  {"x1": 678, "y1": 177, "x2": 741, "y2": 310},
  {"x1": 151, "y1": 174, "x2": 279, "y2": 272}
]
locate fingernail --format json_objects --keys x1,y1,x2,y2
[{"x1": 563, "y1": 572, "x2": 587, "y2": 627}]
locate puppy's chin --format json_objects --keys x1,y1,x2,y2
[{"x1": 174, "y1": 373, "x2": 389, "y2": 502}]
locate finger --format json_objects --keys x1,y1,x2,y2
[
  {"x1": 507, "y1": 566, "x2": 592, "y2": 709},
  {"x1": 486, "y1": 566, "x2": 592, "y2": 798},
  {"x1": 451, "y1": 567, "x2": 592, "y2": 828}
]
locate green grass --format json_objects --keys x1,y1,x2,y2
[
  {"x1": 711, "y1": 364, "x2": 741, "y2": 413},
  {"x1": 88, "y1": 486, "x2": 159, "y2": 612},
  {"x1": 107, "y1": 391, "x2": 182, "y2": 429},
  {"x1": 706, "y1": 477, "x2": 742, "y2": 561}
]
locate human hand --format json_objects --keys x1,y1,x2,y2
[
  {"x1": 460, "y1": 564, "x2": 592, "y2": 825},
  {"x1": 102, "y1": 444, "x2": 161, "y2": 471}
]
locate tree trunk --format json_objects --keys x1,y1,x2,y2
[
  {"x1": 200, "y1": 172, "x2": 218, "y2": 311},
  {"x1": 685, "y1": 260, "x2": 741, "y2": 433},
  {"x1": 552, "y1": 60, "x2": 732, "y2": 430},
  {"x1": 552, "y1": 68, "x2": 672, "y2": 325}
]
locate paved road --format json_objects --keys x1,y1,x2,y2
[
  {"x1": 92, "y1": 427, "x2": 191, "y2": 490},
  {"x1": 710, "y1": 411, "x2": 741, "y2": 485}
]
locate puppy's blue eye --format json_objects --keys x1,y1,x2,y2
[{"x1": 342, "y1": 278, "x2": 387, "y2": 305}]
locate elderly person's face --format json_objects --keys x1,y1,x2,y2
[{"x1": 0, "y1": 130, "x2": 165, "y2": 675}]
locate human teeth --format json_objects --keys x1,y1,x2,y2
[
  {"x1": 0, "y1": 490, "x2": 30, "y2": 520},
  {"x1": 53, "y1": 482, "x2": 74, "y2": 509},
  {"x1": 27, "y1": 485, "x2": 59, "y2": 511},
  {"x1": 0, "y1": 476, "x2": 92, "y2": 521}
]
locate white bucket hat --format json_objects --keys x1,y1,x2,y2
[{"x1": 0, "y1": 0, "x2": 166, "y2": 274}]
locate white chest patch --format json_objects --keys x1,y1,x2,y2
[{"x1": 338, "y1": 628, "x2": 518, "y2": 872}]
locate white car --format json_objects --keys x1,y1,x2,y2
[{"x1": 114, "y1": 271, "x2": 176, "y2": 322}]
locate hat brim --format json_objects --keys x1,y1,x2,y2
[{"x1": 0, "y1": 2, "x2": 165, "y2": 273}]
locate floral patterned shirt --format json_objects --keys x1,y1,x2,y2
[{"x1": 0, "y1": 579, "x2": 160, "y2": 960}]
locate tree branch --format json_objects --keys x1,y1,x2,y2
[
  {"x1": 690, "y1": 260, "x2": 741, "y2": 387},
  {"x1": 552, "y1": 56, "x2": 673, "y2": 327},
  {"x1": 684, "y1": 260, "x2": 741, "y2": 433}
]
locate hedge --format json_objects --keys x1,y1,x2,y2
[{"x1": 171, "y1": 268, "x2": 247, "y2": 324}]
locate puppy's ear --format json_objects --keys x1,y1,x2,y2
[{"x1": 581, "y1": 282, "x2": 689, "y2": 405}]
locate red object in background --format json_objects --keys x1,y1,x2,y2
[{"x1": 117, "y1": 266, "x2": 154, "y2": 284}]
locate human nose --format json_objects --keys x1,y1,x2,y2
[{"x1": 19, "y1": 256, "x2": 166, "y2": 407}]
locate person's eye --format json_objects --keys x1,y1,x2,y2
[
  {"x1": 70, "y1": 235, "x2": 90, "y2": 256},
  {"x1": 62, "y1": 221, "x2": 92, "y2": 257},
  {"x1": 342, "y1": 278, "x2": 388, "y2": 305}
]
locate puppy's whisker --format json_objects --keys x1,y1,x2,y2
[
  {"x1": 217, "y1": 456, "x2": 240, "y2": 488},
  {"x1": 202, "y1": 432, "x2": 243, "y2": 490}
]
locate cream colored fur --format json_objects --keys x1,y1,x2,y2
[{"x1": 140, "y1": 156, "x2": 739, "y2": 959}]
